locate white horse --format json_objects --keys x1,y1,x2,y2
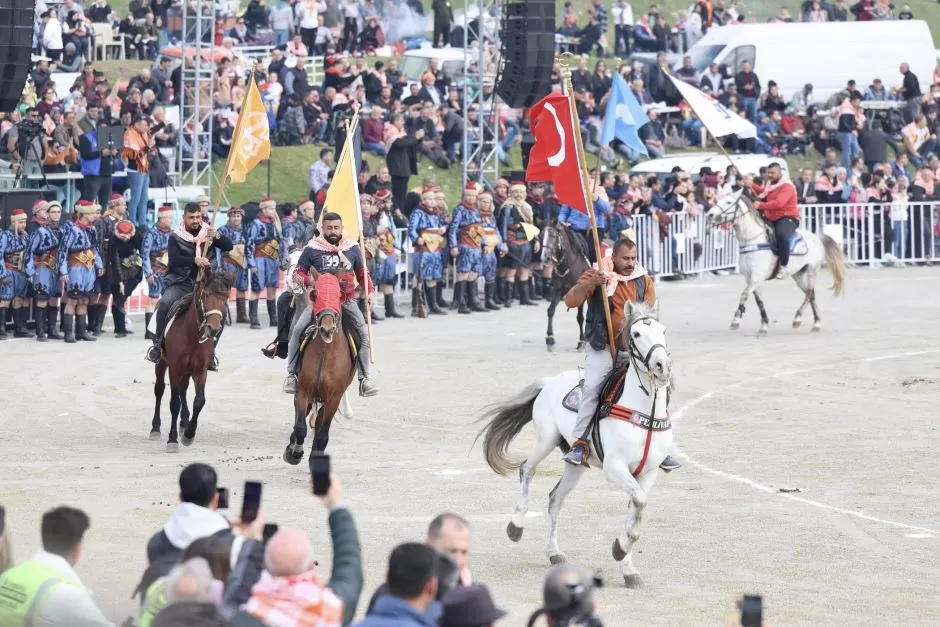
[
  {"x1": 477, "y1": 302, "x2": 672, "y2": 587},
  {"x1": 706, "y1": 190, "x2": 847, "y2": 334}
]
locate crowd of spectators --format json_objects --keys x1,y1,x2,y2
[{"x1": 0, "y1": 464, "x2": 610, "y2": 626}]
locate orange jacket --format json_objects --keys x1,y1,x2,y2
[
  {"x1": 566, "y1": 269, "x2": 656, "y2": 349},
  {"x1": 751, "y1": 181, "x2": 800, "y2": 221}
]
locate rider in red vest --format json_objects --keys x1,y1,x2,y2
[{"x1": 750, "y1": 162, "x2": 800, "y2": 278}]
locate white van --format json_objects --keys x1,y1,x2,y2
[
  {"x1": 629, "y1": 153, "x2": 789, "y2": 182},
  {"x1": 678, "y1": 21, "x2": 937, "y2": 103},
  {"x1": 399, "y1": 48, "x2": 467, "y2": 92}
]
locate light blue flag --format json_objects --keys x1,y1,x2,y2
[{"x1": 600, "y1": 73, "x2": 650, "y2": 156}]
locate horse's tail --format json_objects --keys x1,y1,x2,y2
[
  {"x1": 820, "y1": 234, "x2": 846, "y2": 297},
  {"x1": 475, "y1": 381, "x2": 544, "y2": 476}
]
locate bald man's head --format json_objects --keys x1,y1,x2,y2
[
  {"x1": 264, "y1": 527, "x2": 316, "y2": 577},
  {"x1": 426, "y1": 513, "x2": 471, "y2": 574},
  {"x1": 166, "y1": 558, "x2": 215, "y2": 603}
]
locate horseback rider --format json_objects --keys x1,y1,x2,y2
[
  {"x1": 749, "y1": 162, "x2": 800, "y2": 279},
  {"x1": 282, "y1": 212, "x2": 377, "y2": 397},
  {"x1": 145, "y1": 202, "x2": 234, "y2": 370},
  {"x1": 561, "y1": 238, "x2": 680, "y2": 471}
]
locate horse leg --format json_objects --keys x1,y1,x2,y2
[
  {"x1": 575, "y1": 305, "x2": 585, "y2": 350},
  {"x1": 809, "y1": 287, "x2": 821, "y2": 331},
  {"x1": 546, "y1": 294, "x2": 557, "y2": 348},
  {"x1": 312, "y1": 397, "x2": 341, "y2": 454},
  {"x1": 182, "y1": 372, "x2": 207, "y2": 446},
  {"x1": 791, "y1": 267, "x2": 812, "y2": 329},
  {"x1": 178, "y1": 379, "x2": 191, "y2": 432},
  {"x1": 609, "y1": 465, "x2": 659, "y2": 588},
  {"x1": 151, "y1": 361, "x2": 167, "y2": 439},
  {"x1": 507, "y1": 433, "x2": 559, "y2": 543},
  {"x1": 339, "y1": 390, "x2": 354, "y2": 419},
  {"x1": 167, "y1": 385, "x2": 182, "y2": 453},
  {"x1": 546, "y1": 463, "x2": 588, "y2": 565},
  {"x1": 753, "y1": 287, "x2": 769, "y2": 336},
  {"x1": 284, "y1": 388, "x2": 310, "y2": 465},
  {"x1": 730, "y1": 281, "x2": 756, "y2": 329}
]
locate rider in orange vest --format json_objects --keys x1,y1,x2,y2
[{"x1": 750, "y1": 162, "x2": 801, "y2": 278}]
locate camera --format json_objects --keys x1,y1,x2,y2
[{"x1": 15, "y1": 119, "x2": 43, "y2": 159}]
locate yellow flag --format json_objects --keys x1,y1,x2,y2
[
  {"x1": 323, "y1": 120, "x2": 363, "y2": 242},
  {"x1": 225, "y1": 75, "x2": 271, "y2": 184}
]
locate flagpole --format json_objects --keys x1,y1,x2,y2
[
  {"x1": 344, "y1": 112, "x2": 375, "y2": 364},
  {"x1": 559, "y1": 56, "x2": 618, "y2": 361}
]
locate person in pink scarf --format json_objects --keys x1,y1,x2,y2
[
  {"x1": 749, "y1": 162, "x2": 800, "y2": 278},
  {"x1": 146, "y1": 202, "x2": 234, "y2": 368}
]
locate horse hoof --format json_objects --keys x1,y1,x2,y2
[
  {"x1": 575, "y1": 341, "x2": 585, "y2": 350},
  {"x1": 730, "y1": 320, "x2": 740, "y2": 330},
  {"x1": 548, "y1": 553, "x2": 567, "y2": 565},
  {"x1": 282, "y1": 445, "x2": 304, "y2": 466},
  {"x1": 812, "y1": 324, "x2": 822, "y2": 332},
  {"x1": 149, "y1": 430, "x2": 161, "y2": 441},
  {"x1": 757, "y1": 327, "x2": 768, "y2": 337},
  {"x1": 166, "y1": 442, "x2": 179, "y2": 453},
  {"x1": 180, "y1": 419, "x2": 190, "y2": 431},
  {"x1": 506, "y1": 521, "x2": 524, "y2": 543},
  {"x1": 623, "y1": 574, "x2": 643, "y2": 588},
  {"x1": 546, "y1": 336, "x2": 556, "y2": 346},
  {"x1": 612, "y1": 538, "x2": 627, "y2": 561},
  {"x1": 792, "y1": 319, "x2": 802, "y2": 329},
  {"x1": 181, "y1": 434, "x2": 194, "y2": 447}
]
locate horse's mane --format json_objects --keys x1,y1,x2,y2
[
  {"x1": 204, "y1": 270, "x2": 235, "y2": 296},
  {"x1": 595, "y1": 301, "x2": 661, "y2": 418},
  {"x1": 558, "y1": 222, "x2": 590, "y2": 262}
]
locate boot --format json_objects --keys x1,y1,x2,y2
[
  {"x1": 484, "y1": 283, "x2": 500, "y2": 310},
  {"x1": 63, "y1": 313, "x2": 76, "y2": 343},
  {"x1": 467, "y1": 282, "x2": 486, "y2": 312},
  {"x1": 520, "y1": 280, "x2": 538, "y2": 306},
  {"x1": 235, "y1": 297, "x2": 249, "y2": 323},
  {"x1": 249, "y1": 300, "x2": 261, "y2": 329},
  {"x1": 89, "y1": 304, "x2": 104, "y2": 336},
  {"x1": 266, "y1": 299, "x2": 277, "y2": 327},
  {"x1": 455, "y1": 282, "x2": 470, "y2": 314},
  {"x1": 384, "y1": 293, "x2": 404, "y2": 318},
  {"x1": 13, "y1": 308, "x2": 33, "y2": 337},
  {"x1": 365, "y1": 298, "x2": 384, "y2": 321},
  {"x1": 502, "y1": 281, "x2": 514, "y2": 308},
  {"x1": 449, "y1": 282, "x2": 461, "y2": 310},
  {"x1": 492, "y1": 278, "x2": 504, "y2": 305},
  {"x1": 0, "y1": 308, "x2": 7, "y2": 339},
  {"x1": 112, "y1": 304, "x2": 127, "y2": 338},
  {"x1": 144, "y1": 312, "x2": 154, "y2": 340},
  {"x1": 513, "y1": 280, "x2": 522, "y2": 303},
  {"x1": 410, "y1": 288, "x2": 420, "y2": 317},
  {"x1": 426, "y1": 285, "x2": 447, "y2": 315},
  {"x1": 532, "y1": 276, "x2": 543, "y2": 301},
  {"x1": 34, "y1": 307, "x2": 47, "y2": 342},
  {"x1": 563, "y1": 439, "x2": 590, "y2": 466},
  {"x1": 46, "y1": 306, "x2": 62, "y2": 340},
  {"x1": 76, "y1": 313, "x2": 96, "y2": 341},
  {"x1": 435, "y1": 283, "x2": 448, "y2": 309}
]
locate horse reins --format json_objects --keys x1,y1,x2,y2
[{"x1": 195, "y1": 285, "x2": 224, "y2": 344}]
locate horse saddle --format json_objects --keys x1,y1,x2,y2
[
  {"x1": 298, "y1": 313, "x2": 361, "y2": 360},
  {"x1": 764, "y1": 224, "x2": 808, "y2": 256}
]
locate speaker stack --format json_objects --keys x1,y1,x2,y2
[
  {"x1": 0, "y1": 0, "x2": 35, "y2": 113},
  {"x1": 494, "y1": 0, "x2": 556, "y2": 109}
]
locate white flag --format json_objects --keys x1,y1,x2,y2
[{"x1": 667, "y1": 75, "x2": 757, "y2": 139}]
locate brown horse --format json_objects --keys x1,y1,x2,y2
[
  {"x1": 151, "y1": 270, "x2": 233, "y2": 453},
  {"x1": 283, "y1": 273, "x2": 357, "y2": 465}
]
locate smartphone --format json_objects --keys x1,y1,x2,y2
[
  {"x1": 740, "y1": 595, "x2": 762, "y2": 627},
  {"x1": 310, "y1": 453, "x2": 331, "y2": 496},
  {"x1": 241, "y1": 481, "x2": 262, "y2": 524},
  {"x1": 262, "y1": 523, "x2": 279, "y2": 546},
  {"x1": 216, "y1": 487, "x2": 229, "y2": 510}
]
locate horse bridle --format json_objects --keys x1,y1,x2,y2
[
  {"x1": 195, "y1": 287, "x2": 224, "y2": 344},
  {"x1": 621, "y1": 314, "x2": 669, "y2": 397}
]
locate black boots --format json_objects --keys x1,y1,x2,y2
[
  {"x1": 454, "y1": 281, "x2": 469, "y2": 314},
  {"x1": 63, "y1": 313, "x2": 76, "y2": 343},
  {"x1": 46, "y1": 305, "x2": 61, "y2": 340},
  {"x1": 266, "y1": 298, "x2": 277, "y2": 327},
  {"x1": 365, "y1": 297, "x2": 384, "y2": 321},
  {"x1": 384, "y1": 293, "x2": 404, "y2": 318},
  {"x1": 88, "y1": 303, "x2": 105, "y2": 336},
  {"x1": 112, "y1": 304, "x2": 128, "y2": 338},
  {"x1": 34, "y1": 307, "x2": 47, "y2": 342},
  {"x1": 502, "y1": 281, "x2": 514, "y2": 308},
  {"x1": 493, "y1": 278, "x2": 504, "y2": 305},
  {"x1": 0, "y1": 308, "x2": 6, "y2": 339},
  {"x1": 466, "y1": 282, "x2": 485, "y2": 312},
  {"x1": 145, "y1": 312, "x2": 154, "y2": 340},
  {"x1": 249, "y1": 299, "x2": 261, "y2": 329},
  {"x1": 76, "y1": 313, "x2": 96, "y2": 341},
  {"x1": 426, "y1": 284, "x2": 447, "y2": 315},
  {"x1": 484, "y1": 282, "x2": 500, "y2": 310},
  {"x1": 520, "y1": 280, "x2": 538, "y2": 306},
  {"x1": 235, "y1": 297, "x2": 249, "y2": 323},
  {"x1": 435, "y1": 283, "x2": 448, "y2": 309},
  {"x1": 411, "y1": 287, "x2": 423, "y2": 318},
  {"x1": 13, "y1": 307, "x2": 33, "y2": 338}
]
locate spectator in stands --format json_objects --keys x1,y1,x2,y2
[
  {"x1": 386, "y1": 113, "x2": 423, "y2": 208},
  {"x1": 270, "y1": 0, "x2": 295, "y2": 47},
  {"x1": 791, "y1": 83, "x2": 814, "y2": 115},
  {"x1": 676, "y1": 56, "x2": 697, "y2": 84},
  {"x1": 897, "y1": 62, "x2": 922, "y2": 124},
  {"x1": 80, "y1": 116, "x2": 118, "y2": 207},
  {"x1": 439, "y1": 104, "x2": 464, "y2": 163},
  {"x1": 838, "y1": 93, "x2": 863, "y2": 168},
  {"x1": 639, "y1": 110, "x2": 666, "y2": 158},
  {"x1": 40, "y1": 11, "x2": 64, "y2": 62},
  {"x1": 795, "y1": 168, "x2": 817, "y2": 204},
  {"x1": 815, "y1": 163, "x2": 844, "y2": 204},
  {"x1": 366, "y1": 164, "x2": 393, "y2": 196},
  {"x1": 0, "y1": 506, "x2": 112, "y2": 626},
  {"x1": 355, "y1": 543, "x2": 441, "y2": 627},
  {"x1": 363, "y1": 106, "x2": 388, "y2": 156},
  {"x1": 309, "y1": 147, "x2": 334, "y2": 198},
  {"x1": 243, "y1": 476, "x2": 363, "y2": 626},
  {"x1": 735, "y1": 60, "x2": 761, "y2": 122},
  {"x1": 87, "y1": 0, "x2": 113, "y2": 23},
  {"x1": 901, "y1": 114, "x2": 933, "y2": 167},
  {"x1": 699, "y1": 62, "x2": 723, "y2": 94},
  {"x1": 860, "y1": 120, "x2": 899, "y2": 172}
]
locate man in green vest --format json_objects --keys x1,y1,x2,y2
[{"x1": 0, "y1": 506, "x2": 113, "y2": 626}]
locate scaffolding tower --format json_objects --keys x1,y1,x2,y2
[
  {"x1": 462, "y1": 0, "x2": 502, "y2": 189},
  {"x1": 177, "y1": 2, "x2": 219, "y2": 199}
]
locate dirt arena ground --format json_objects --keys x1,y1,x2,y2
[{"x1": 2, "y1": 267, "x2": 939, "y2": 626}]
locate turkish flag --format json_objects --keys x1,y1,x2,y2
[{"x1": 525, "y1": 93, "x2": 589, "y2": 213}]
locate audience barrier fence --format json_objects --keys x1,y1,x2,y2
[{"x1": 121, "y1": 204, "x2": 938, "y2": 316}]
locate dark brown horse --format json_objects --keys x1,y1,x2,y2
[
  {"x1": 542, "y1": 222, "x2": 591, "y2": 350},
  {"x1": 151, "y1": 270, "x2": 233, "y2": 452},
  {"x1": 283, "y1": 273, "x2": 357, "y2": 465}
]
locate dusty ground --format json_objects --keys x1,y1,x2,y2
[{"x1": 2, "y1": 267, "x2": 939, "y2": 626}]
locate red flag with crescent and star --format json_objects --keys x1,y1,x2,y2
[{"x1": 525, "y1": 92, "x2": 589, "y2": 213}]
